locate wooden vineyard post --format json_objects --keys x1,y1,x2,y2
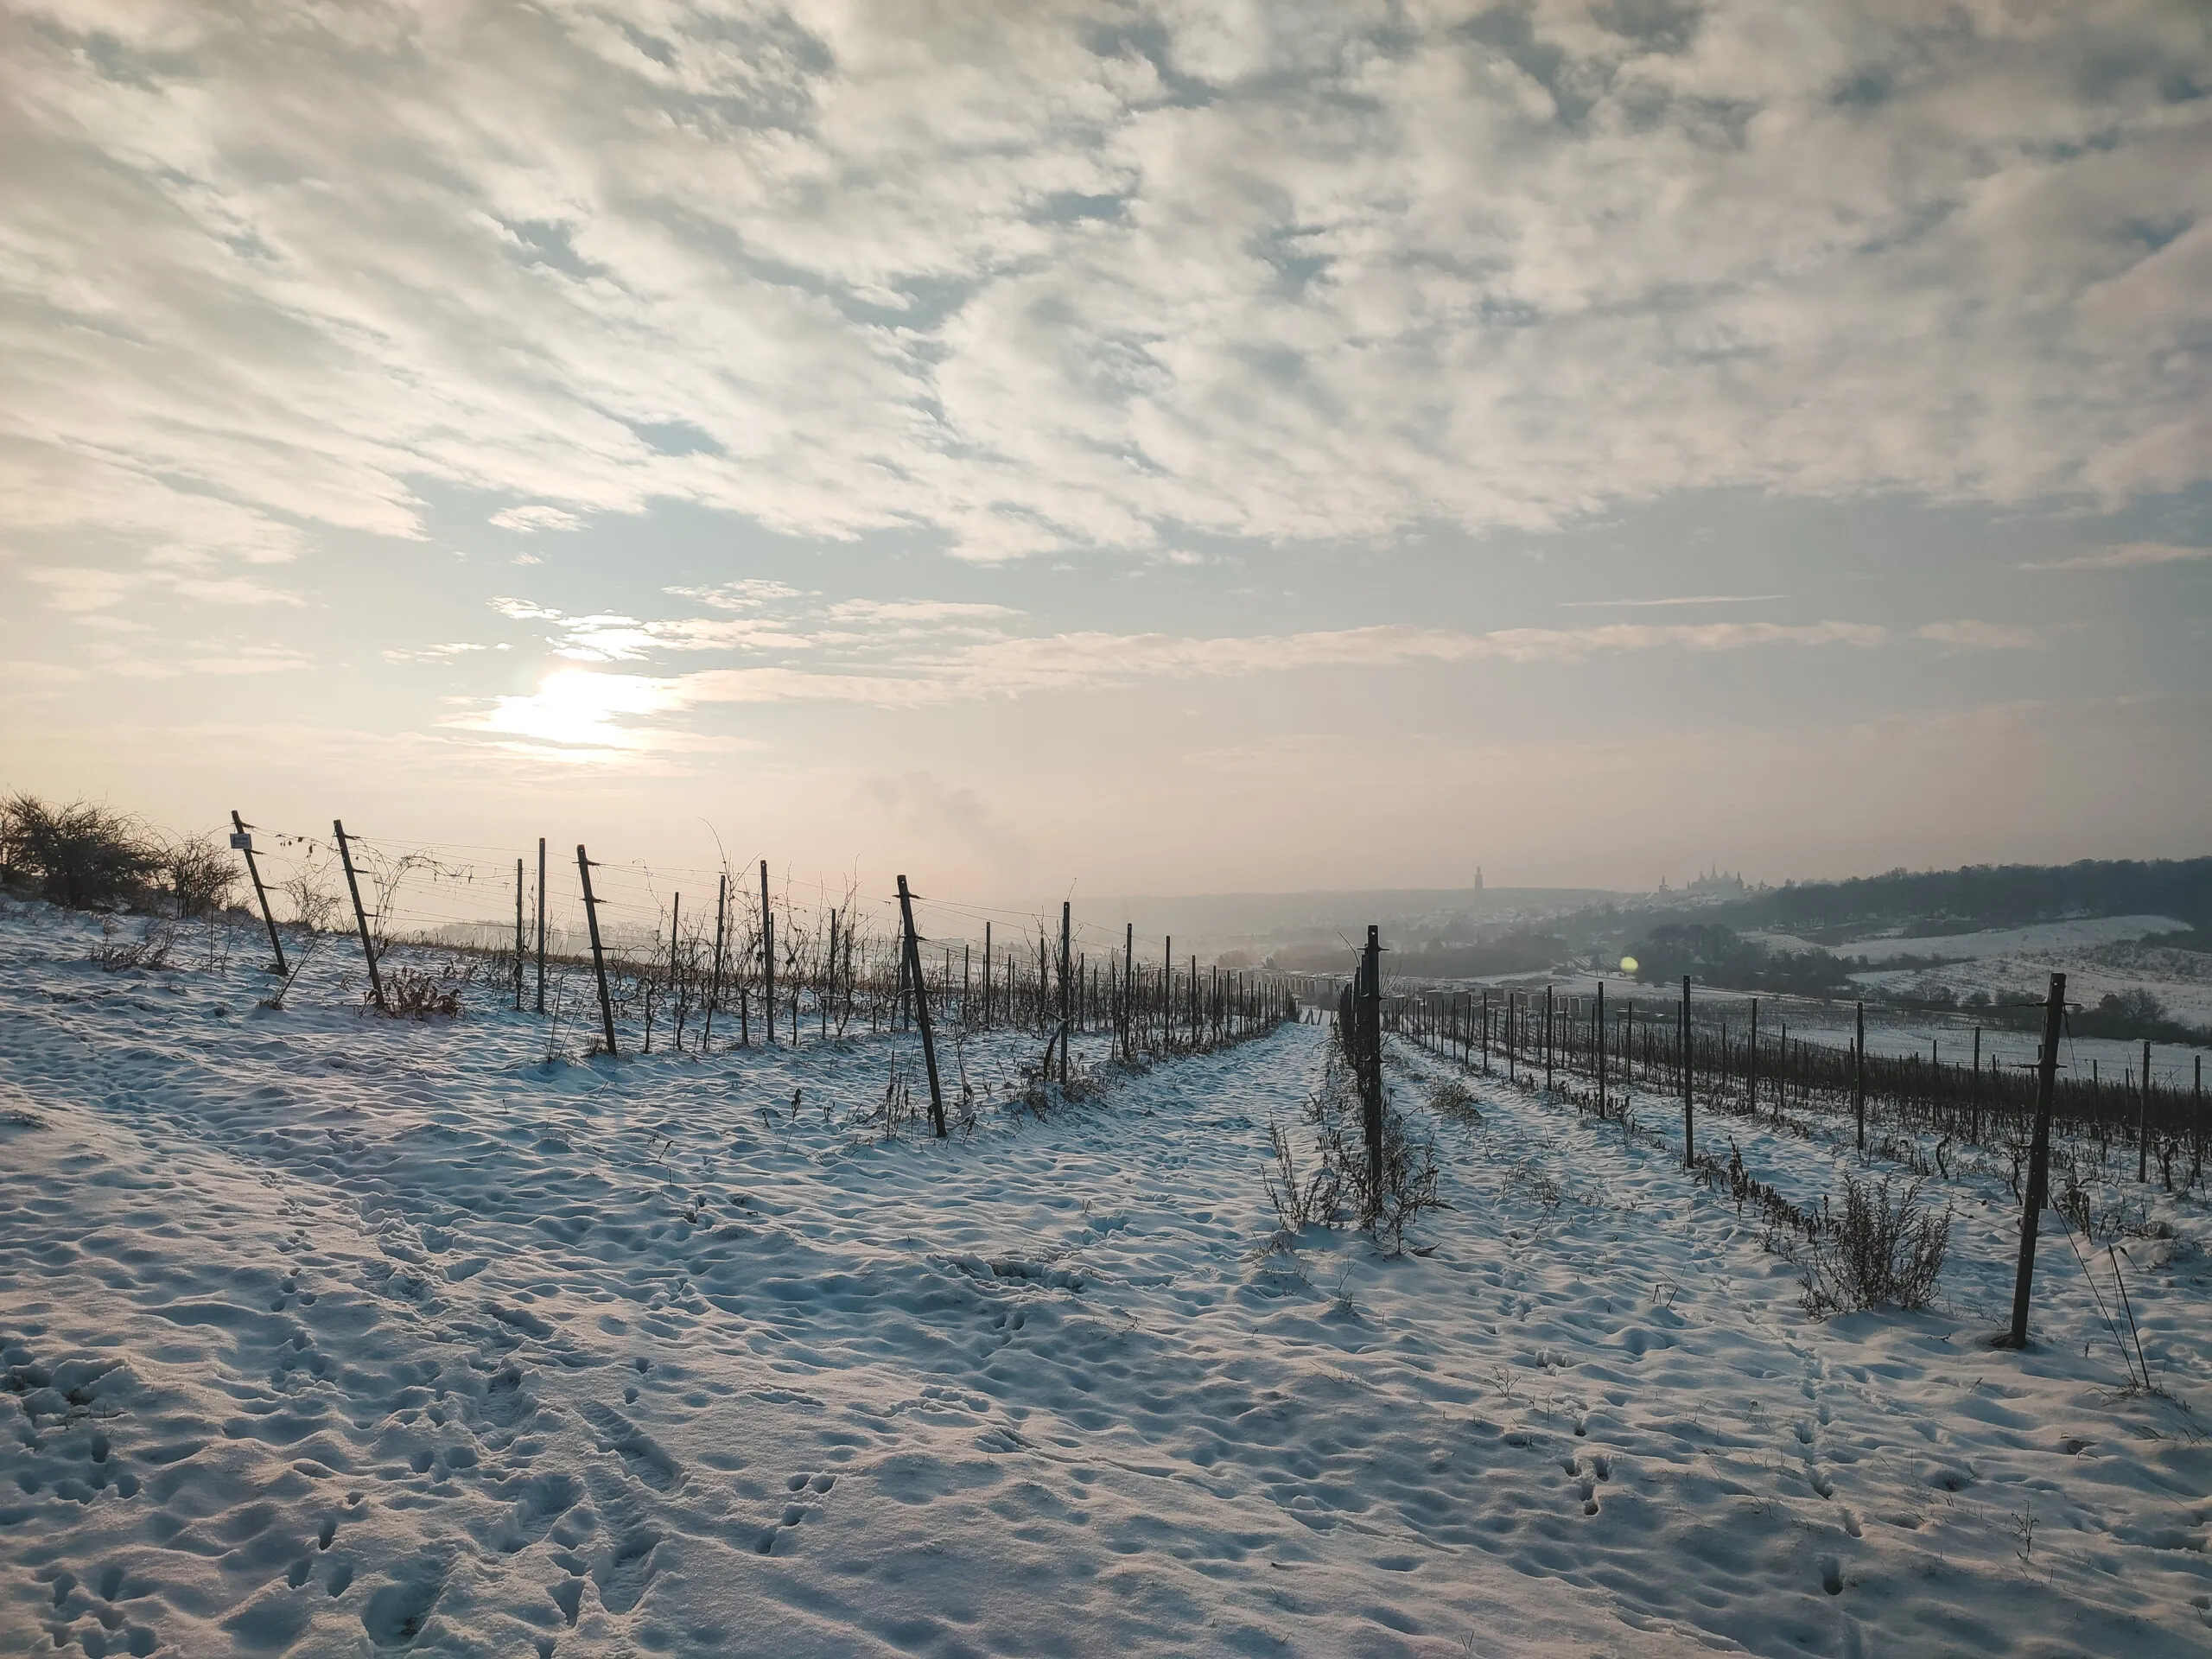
[
  {"x1": 1970, "y1": 1027, "x2": 1980, "y2": 1144},
  {"x1": 1853, "y1": 1001, "x2": 1867, "y2": 1152},
  {"x1": 1164, "y1": 936, "x2": 1173, "y2": 1049},
  {"x1": 513, "y1": 858, "x2": 525, "y2": 1011},
  {"x1": 1481, "y1": 989, "x2": 1490, "y2": 1073},
  {"x1": 1544, "y1": 984, "x2": 1554, "y2": 1095},
  {"x1": 230, "y1": 811, "x2": 286, "y2": 974},
  {"x1": 1680, "y1": 976, "x2": 1694, "y2": 1168},
  {"x1": 1358, "y1": 925, "x2": 1384, "y2": 1201},
  {"x1": 2139, "y1": 1040, "x2": 2152, "y2": 1183},
  {"x1": 535, "y1": 837, "x2": 548, "y2": 1014},
  {"x1": 897, "y1": 875, "x2": 947, "y2": 1137},
  {"x1": 704, "y1": 872, "x2": 727, "y2": 1050},
  {"x1": 982, "y1": 921, "x2": 993, "y2": 1028},
  {"x1": 1059, "y1": 900, "x2": 1072, "y2": 1084},
  {"x1": 1595, "y1": 981, "x2": 1606, "y2": 1115},
  {"x1": 828, "y1": 910, "x2": 839, "y2": 1040},
  {"x1": 1747, "y1": 998, "x2": 1758, "y2": 1117},
  {"x1": 333, "y1": 819, "x2": 385, "y2": 1012},
  {"x1": 1123, "y1": 921, "x2": 1135, "y2": 1061},
  {"x1": 575, "y1": 844, "x2": 619, "y2": 1058},
  {"x1": 668, "y1": 893, "x2": 683, "y2": 1052},
  {"x1": 2005, "y1": 974, "x2": 2067, "y2": 1349},
  {"x1": 760, "y1": 861, "x2": 775, "y2": 1046}
]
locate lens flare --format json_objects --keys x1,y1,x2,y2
[{"x1": 1619, "y1": 955, "x2": 1639, "y2": 974}]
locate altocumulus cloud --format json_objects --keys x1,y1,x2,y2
[{"x1": 3, "y1": 0, "x2": 2207, "y2": 587}]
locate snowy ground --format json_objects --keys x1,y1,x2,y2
[
  {"x1": 6, "y1": 903, "x2": 2212, "y2": 1657},
  {"x1": 1748, "y1": 916, "x2": 2192, "y2": 964}
]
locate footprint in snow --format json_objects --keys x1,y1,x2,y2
[
  {"x1": 756, "y1": 1471, "x2": 836, "y2": 1554},
  {"x1": 580, "y1": 1402, "x2": 681, "y2": 1491}
]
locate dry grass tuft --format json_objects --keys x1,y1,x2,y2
[{"x1": 1800, "y1": 1173, "x2": 1950, "y2": 1319}]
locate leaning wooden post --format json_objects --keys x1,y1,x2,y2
[
  {"x1": 230, "y1": 810, "x2": 286, "y2": 973},
  {"x1": 1059, "y1": 899, "x2": 1072, "y2": 1084},
  {"x1": 2139, "y1": 1039, "x2": 2152, "y2": 1183},
  {"x1": 513, "y1": 857, "x2": 525, "y2": 1011},
  {"x1": 575, "y1": 844, "x2": 619, "y2": 1058},
  {"x1": 1853, "y1": 1001, "x2": 1867, "y2": 1152},
  {"x1": 896, "y1": 875, "x2": 947, "y2": 1137},
  {"x1": 534, "y1": 836, "x2": 547, "y2": 1014},
  {"x1": 2005, "y1": 973, "x2": 2067, "y2": 1349},
  {"x1": 759, "y1": 860, "x2": 776, "y2": 1046},
  {"x1": 703, "y1": 871, "x2": 727, "y2": 1049},
  {"x1": 1680, "y1": 975, "x2": 1694, "y2": 1168},
  {"x1": 334, "y1": 819, "x2": 385, "y2": 1011}
]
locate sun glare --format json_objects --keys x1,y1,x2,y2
[{"x1": 481, "y1": 669, "x2": 677, "y2": 752}]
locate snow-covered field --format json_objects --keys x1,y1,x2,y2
[
  {"x1": 6, "y1": 903, "x2": 2212, "y2": 1657},
  {"x1": 1749, "y1": 916, "x2": 2192, "y2": 964}
]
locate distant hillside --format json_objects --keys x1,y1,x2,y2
[
  {"x1": 1093, "y1": 887, "x2": 1624, "y2": 952},
  {"x1": 1694, "y1": 859, "x2": 2212, "y2": 944}
]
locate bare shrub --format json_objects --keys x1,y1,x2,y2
[
  {"x1": 377, "y1": 965, "x2": 464, "y2": 1020},
  {"x1": 1, "y1": 795, "x2": 161, "y2": 910},
  {"x1": 91, "y1": 919, "x2": 176, "y2": 972},
  {"x1": 1272, "y1": 1053, "x2": 1443, "y2": 1254},
  {"x1": 1429, "y1": 1078, "x2": 1481, "y2": 1123},
  {"x1": 282, "y1": 870, "x2": 343, "y2": 933},
  {"x1": 1264, "y1": 1119, "x2": 1350, "y2": 1233},
  {"x1": 163, "y1": 833, "x2": 238, "y2": 919},
  {"x1": 1370, "y1": 1106, "x2": 1444, "y2": 1256},
  {"x1": 1800, "y1": 1173, "x2": 1950, "y2": 1319}
]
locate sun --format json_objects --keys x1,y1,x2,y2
[{"x1": 480, "y1": 670, "x2": 677, "y2": 752}]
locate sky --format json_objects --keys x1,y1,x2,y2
[{"x1": 3, "y1": 0, "x2": 2209, "y2": 911}]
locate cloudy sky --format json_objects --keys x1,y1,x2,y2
[{"x1": 3, "y1": 0, "x2": 2208, "y2": 904}]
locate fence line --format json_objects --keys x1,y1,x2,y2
[
  {"x1": 211, "y1": 812, "x2": 1338, "y2": 1063},
  {"x1": 1376, "y1": 977, "x2": 2209, "y2": 1193}
]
